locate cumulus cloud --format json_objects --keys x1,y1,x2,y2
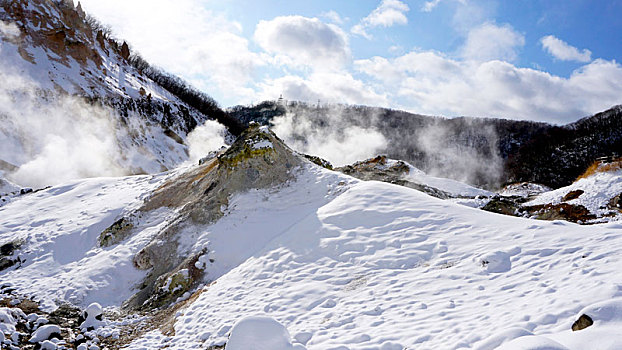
[
  {"x1": 254, "y1": 16, "x2": 350, "y2": 70},
  {"x1": 352, "y1": 0, "x2": 409, "y2": 39},
  {"x1": 78, "y1": 0, "x2": 263, "y2": 103},
  {"x1": 421, "y1": 0, "x2": 467, "y2": 12},
  {"x1": 356, "y1": 51, "x2": 622, "y2": 123},
  {"x1": 461, "y1": 22, "x2": 524, "y2": 62},
  {"x1": 421, "y1": 0, "x2": 442, "y2": 12},
  {"x1": 321, "y1": 10, "x2": 345, "y2": 25},
  {"x1": 540, "y1": 35, "x2": 592, "y2": 63},
  {"x1": 257, "y1": 71, "x2": 388, "y2": 107}
]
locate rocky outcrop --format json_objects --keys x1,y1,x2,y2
[
  {"x1": 98, "y1": 125, "x2": 304, "y2": 310},
  {"x1": 336, "y1": 156, "x2": 453, "y2": 199}
]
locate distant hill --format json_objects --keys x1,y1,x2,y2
[{"x1": 228, "y1": 101, "x2": 622, "y2": 189}]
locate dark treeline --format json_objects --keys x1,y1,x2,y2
[{"x1": 127, "y1": 54, "x2": 245, "y2": 135}]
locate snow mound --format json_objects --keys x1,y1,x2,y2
[
  {"x1": 29, "y1": 324, "x2": 61, "y2": 343},
  {"x1": 225, "y1": 316, "x2": 306, "y2": 350}
]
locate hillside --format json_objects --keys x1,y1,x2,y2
[
  {"x1": 228, "y1": 101, "x2": 622, "y2": 189},
  {"x1": 0, "y1": 0, "x2": 241, "y2": 188}
]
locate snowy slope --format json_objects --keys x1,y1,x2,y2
[
  {"x1": 0, "y1": 0, "x2": 230, "y2": 189},
  {"x1": 404, "y1": 161, "x2": 493, "y2": 198},
  {"x1": 527, "y1": 169, "x2": 622, "y2": 221},
  {"x1": 2, "y1": 159, "x2": 620, "y2": 349},
  {"x1": 0, "y1": 171, "x2": 180, "y2": 310},
  {"x1": 124, "y1": 175, "x2": 622, "y2": 350}
]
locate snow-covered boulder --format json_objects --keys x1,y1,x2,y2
[
  {"x1": 225, "y1": 316, "x2": 306, "y2": 350},
  {"x1": 80, "y1": 303, "x2": 103, "y2": 331},
  {"x1": 29, "y1": 324, "x2": 61, "y2": 343}
]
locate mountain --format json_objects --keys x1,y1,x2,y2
[
  {"x1": 228, "y1": 101, "x2": 622, "y2": 189},
  {"x1": 0, "y1": 0, "x2": 242, "y2": 188}
]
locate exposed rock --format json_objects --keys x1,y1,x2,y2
[
  {"x1": 164, "y1": 128, "x2": 184, "y2": 145},
  {"x1": 562, "y1": 189, "x2": 584, "y2": 201},
  {"x1": 482, "y1": 196, "x2": 527, "y2": 216},
  {"x1": 120, "y1": 41, "x2": 130, "y2": 60},
  {"x1": 122, "y1": 125, "x2": 303, "y2": 310},
  {"x1": 0, "y1": 240, "x2": 23, "y2": 272},
  {"x1": 608, "y1": 193, "x2": 622, "y2": 210},
  {"x1": 303, "y1": 154, "x2": 333, "y2": 170},
  {"x1": 571, "y1": 314, "x2": 593, "y2": 331},
  {"x1": 526, "y1": 203, "x2": 596, "y2": 223},
  {"x1": 336, "y1": 155, "x2": 453, "y2": 199},
  {"x1": 1, "y1": 240, "x2": 21, "y2": 256},
  {"x1": 99, "y1": 216, "x2": 135, "y2": 247}
]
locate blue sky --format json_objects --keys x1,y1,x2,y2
[{"x1": 79, "y1": 0, "x2": 622, "y2": 123}]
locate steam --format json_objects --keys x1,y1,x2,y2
[
  {"x1": 186, "y1": 119, "x2": 227, "y2": 163},
  {"x1": 0, "y1": 20, "x2": 21, "y2": 39},
  {"x1": 0, "y1": 69, "x2": 127, "y2": 188},
  {"x1": 414, "y1": 120, "x2": 502, "y2": 187},
  {"x1": 269, "y1": 103, "x2": 503, "y2": 188},
  {"x1": 271, "y1": 105, "x2": 387, "y2": 167}
]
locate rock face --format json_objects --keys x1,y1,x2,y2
[
  {"x1": 571, "y1": 314, "x2": 593, "y2": 331},
  {"x1": 99, "y1": 125, "x2": 303, "y2": 310},
  {"x1": 336, "y1": 156, "x2": 452, "y2": 199}
]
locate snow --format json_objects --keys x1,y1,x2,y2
[
  {"x1": 404, "y1": 161, "x2": 493, "y2": 198},
  {"x1": 120, "y1": 165, "x2": 622, "y2": 349},
  {"x1": 0, "y1": 175, "x2": 20, "y2": 195},
  {"x1": 0, "y1": 172, "x2": 176, "y2": 310},
  {"x1": 80, "y1": 302, "x2": 104, "y2": 331},
  {"x1": 500, "y1": 182, "x2": 552, "y2": 198},
  {"x1": 29, "y1": 324, "x2": 61, "y2": 343},
  {"x1": 2, "y1": 161, "x2": 622, "y2": 349},
  {"x1": 249, "y1": 139, "x2": 274, "y2": 150},
  {"x1": 0, "y1": 307, "x2": 24, "y2": 335},
  {"x1": 225, "y1": 316, "x2": 306, "y2": 350},
  {"x1": 527, "y1": 169, "x2": 622, "y2": 220}
]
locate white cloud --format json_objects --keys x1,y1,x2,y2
[
  {"x1": 78, "y1": 0, "x2": 263, "y2": 103},
  {"x1": 422, "y1": 0, "x2": 442, "y2": 12},
  {"x1": 540, "y1": 35, "x2": 592, "y2": 63},
  {"x1": 461, "y1": 22, "x2": 524, "y2": 62},
  {"x1": 321, "y1": 10, "x2": 345, "y2": 25},
  {"x1": 356, "y1": 51, "x2": 622, "y2": 124},
  {"x1": 421, "y1": 0, "x2": 467, "y2": 12},
  {"x1": 352, "y1": 0, "x2": 410, "y2": 39},
  {"x1": 254, "y1": 16, "x2": 350, "y2": 70},
  {"x1": 257, "y1": 72, "x2": 388, "y2": 107}
]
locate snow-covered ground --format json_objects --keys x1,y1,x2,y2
[
  {"x1": 0, "y1": 171, "x2": 179, "y2": 310},
  {"x1": 405, "y1": 163, "x2": 493, "y2": 198},
  {"x1": 2, "y1": 162, "x2": 622, "y2": 349},
  {"x1": 527, "y1": 169, "x2": 622, "y2": 220}
]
